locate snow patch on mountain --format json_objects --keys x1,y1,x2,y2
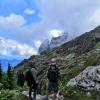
[
  {"x1": 38, "y1": 39, "x2": 50, "y2": 54},
  {"x1": 39, "y1": 33, "x2": 68, "y2": 54}
]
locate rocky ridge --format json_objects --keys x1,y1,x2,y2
[
  {"x1": 14, "y1": 26, "x2": 100, "y2": 77},
  {"x1": 67, "y1": 65, "x2": 100, "y2": 90},
  {"x1": 13, "y1": 26, "x2": 100, "y2": 100},
  {"x1": 38, "y1": 33, "x2": 68, "y2": 54}
]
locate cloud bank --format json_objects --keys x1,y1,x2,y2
[
  {"x1": 24, "y1": 8, "x2": 35, "y2": 15},
  {"x1": 0, "y1": 0, "x2": 100, "y2": 56},
  {"x1": 0, "y1": 37, "x2": 37, "y2": 57}
]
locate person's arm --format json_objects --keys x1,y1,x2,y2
[
  {"x1": 47, "y1": 69, "x2": 49, "y2": 79},
  {"x1": 35, "y1": 69, "x2": 38, "y2": 77},
  {"x1": 57, "y1": 68, "x2": 60, "y2": 78}
]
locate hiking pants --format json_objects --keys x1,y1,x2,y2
[
  {"x1": 48, "y1": 81, "x2": 58, "y2": 93},
  {"x1": 29, "y1": 87, "x2": 37, "y2": 100}
]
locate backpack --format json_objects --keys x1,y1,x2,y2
[
  {"x1": 25, "y1": 69, "x2": 37, "y2": 88},
  {"x1": 47, "y1": 67, "x2": 59, "y2": 82}
]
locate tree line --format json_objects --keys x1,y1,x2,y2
[{"x1": 0, "y1": 63, "x2": 15, "y2": 90}]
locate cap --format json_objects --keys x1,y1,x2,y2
[{"x1": 50, "y1": 58, "x2": 56, "y2": 65}]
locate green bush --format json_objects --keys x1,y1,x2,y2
[
  {"x1": 59, "y1": 76, "x2": 68, "y2": 91},
  {"x1": 0, "y1": 83, "x2": 3, "y2": 90},
  {"x1": 37, "y1": 80, "x2": 47, "y2": 95},
  {"x1": 84, "y1": 52, "x2": 100, "y2": 67},
  {"x1": 0, "y1": 90, "x2": 16, "y2": 100},
  {"x1": 62, "y1": 86, "x2": 100, "y2": 100}
]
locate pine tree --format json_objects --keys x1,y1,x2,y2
[
  {"x1": 7, "y1": 63, "x2": 15, "y2": 89},
  {"x1": 0, "y1": 63, "x2": 2, "y2": 82},
  {"x1": 17, "y1": 70, "x2": 24, "y2": 87},
  {"x1": 7, "y1": 63, "x2": 12, "y2": 79}
]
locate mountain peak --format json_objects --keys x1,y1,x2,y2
[
  {"x1": 50, "y1": 32, "x2": 68, "y2": 48},
  {"x1": 38, "y1": 39, "x2": 50, "y2": 54},
  {"x1": 38, "y1": 32, "x2": 68, "y2": 54},
  {"x1": 14, "y1": 26, "x2": 100, "y2": 86}
]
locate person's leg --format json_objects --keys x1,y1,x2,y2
[
  {"x1": 33, "y1": 89, "x2": 36, "y2": 100},
  {"x1": 45, "y1": 89, "x2": 49, "y2": 100},
  {"x1": 32, "y1": 81, "x2": 38, "y2": 100},
  {"x1": 29, "y1": 86, "x2": 32, "y2": 100},
  {"x1": 44, "y1": 81, "x2": 51, "y2": 100},
  {"x1": 53, "y1": 93, "x2": 58, "y2": 100},
  {"x1": 53, "y1": 82, "x2": 58, "y2": 100}
]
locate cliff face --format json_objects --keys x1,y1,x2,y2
[
  {"x1": 53, "y1": 27, "x2": 100, "y2": 56},
  {"x1": 50, "y1": 33, "x2": 68, "y2": 48},
  {"x1": 14, "y1": 26, "x2": 100, "y2": 80},
  {"x1": 38, "y1": 39, "x2": 50, "y2": 54},
  {"x1": 38, "y1": 33, "x2": 68, "y2": 54}
]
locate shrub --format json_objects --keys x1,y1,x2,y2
[
  {"x1": 0, "y1": 90, "x2": 16, "y2": 100},
  {"x1": 62, "y1": 86, "x2": 100, "y2": 100}
]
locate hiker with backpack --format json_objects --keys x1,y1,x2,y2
[
  {"x1": 25, "y1": 61, "x2": 38, "y2": 100},
  {"x1": 45, "y1": 58, "x2": 60, "y2": 100}
]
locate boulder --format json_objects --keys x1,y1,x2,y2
[{"x1": 67, "y1": 65, "x2": 100, "y2": 90}]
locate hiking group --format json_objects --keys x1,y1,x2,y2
[{"x1": 17, "y1": 58, "x2": 60, "y2": 100}]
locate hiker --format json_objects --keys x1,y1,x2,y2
[
  {"x1": 45, "y1": 58, "x2": 60, "y2": 100},
  {"x1": 17, "y1": 70, "x2": 25, "y2": 87},
  {"x1": 25, "y1": 61, "x2": 38, "y2": 100}
]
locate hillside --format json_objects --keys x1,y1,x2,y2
[
  {"x1": 39, "y1": 32, "x2": 68, "y2": 54},
  {"x1": 14, "y1": 26, "x2": 100, "y2": 80}
]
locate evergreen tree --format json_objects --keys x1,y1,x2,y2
[
  {"x1": 6, "y1": 63, "x2": 15, "y2": 89},
  {"x1": 17, "y1": 70, "x2": 24, "y2": 87},
  {"x1": 7, "y1": 63, "x2": 12, "y2": 79},
  {"x1": 0, "y1": 63, "x2": 2, "y2": 82}
]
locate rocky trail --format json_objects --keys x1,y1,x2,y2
[{"x1": 18, "y1": 91, "x2": 64, "y2": 100}]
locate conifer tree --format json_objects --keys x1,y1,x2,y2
[
  {"x1": 17, "y1": 70, "x2": 24, "y2": 87},
  {"x1": 7, "y1": 63, "x2": 12, "y2": 79},
  {"x1": 7, "y1": 63, "x2": 15, "y2": 89},
  {"x1": 0, "y1": 63, "x2": 2, "y2": 82}
]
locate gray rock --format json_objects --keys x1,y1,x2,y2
[
  {"x1": 38, "y1": 33, "x2": 68, "y2": 54},
  {"x1": 67, "y1": 65, "x2": 100, "y2": 90},
  {"x1": 19, "y1": 91, "x2": 64, "y2": 100}
]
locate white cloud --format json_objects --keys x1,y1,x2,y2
[
  {"x1": 37, "y1": 0, "x2": 100, "y2": 34},
  {"x1": 89, "y1": 9, "x2": 100, "y2": 25},
  {"x1": 0, "y1": 37, "x2": 37, "y2": 57},
  {"x1": 0, "y1": 13, "x2": 26, "y2": 28},
  {"x1": 0, "y1": 13, "x2": 34, "y2": 44},
  {"x1": 48, "y1": 29, "x2": 63, "y2": 37},
  {"x1": 34, "y1": 40, "x2": 42, "y2": 49},
  {"x1": 0, "y1": 13, "x2": 50, "y2": 46},
  {"x1": 24, "y1": 8, "x2": 35, "y2": 15},
  {"x1": 0, "y1": 0, "x2": 100, "y2": 53}
]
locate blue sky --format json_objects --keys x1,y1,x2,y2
[{"x1": 0, "y1": 0, "x2": 100, "y2": 58}]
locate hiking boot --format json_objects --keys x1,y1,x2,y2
[{"x1": 43, "y1": 96, "x2": 49, "y2": 100}]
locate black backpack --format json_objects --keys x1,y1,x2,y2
[
  {"x1": 47, "y1": 67, "x2": 59, "y2": 82},
  {"x1": 25, "y1": 69, "x2": 37, "y2": 88}
]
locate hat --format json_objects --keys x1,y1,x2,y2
[
  {"x1": 50, "y1": 58, "x2": 56, "y2": 65},
  {"x1": 51, "y1": 58, "x2": 56, "y2": 62}
]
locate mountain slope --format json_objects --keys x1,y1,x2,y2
[
  {"x1": 50, "y1": 32, "x2": 68, "y2": 48},
  {"x1": 14, "y1": 26, "x2": 100, "y2": 80}
]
